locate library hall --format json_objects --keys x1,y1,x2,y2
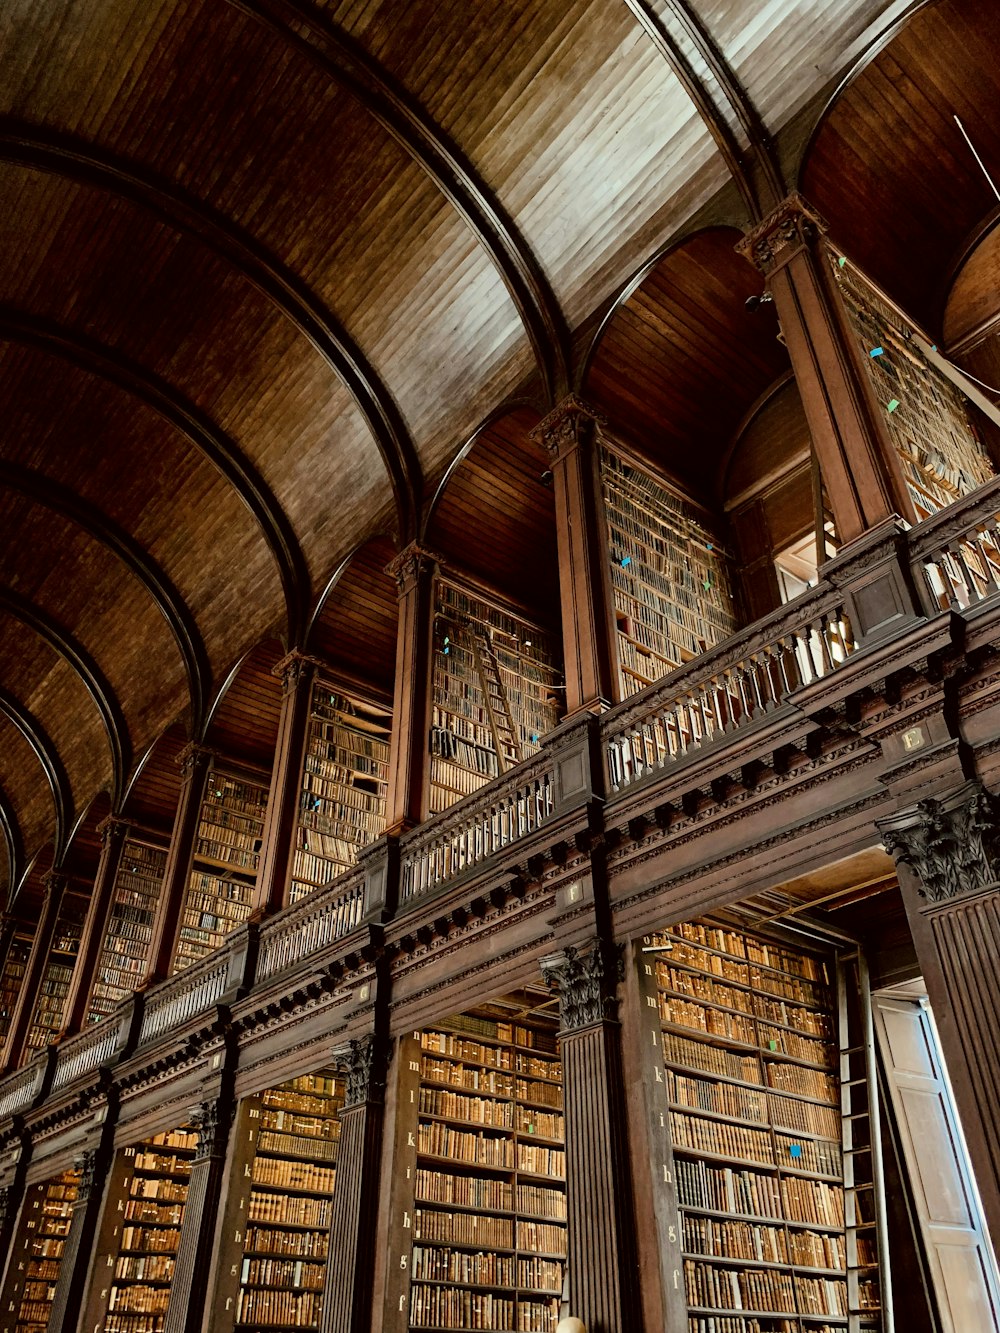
[{"x1": 4, "y1": 0, "x2": 1000, "y2": 1330}]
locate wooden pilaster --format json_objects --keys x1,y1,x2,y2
[
  {"x1": 47, "y1": 1141, "x2": 114, "y2": 1333},
  {"x1": 144, "y1": 745, "x2": 212, "y2": 984},
  {"x1": 738, "y1": 194, "x2": 915, "y2": 545},
  {"x1": 530, "y1": 397, "x2": 619, "y2": 714},
  {"x1": 253, "y1": 652, "x2": 319, "y2": 915},
  {"x1": 200, "y1": 1096, "x2": 265, "y2": 1330},
  {"x1": 879, "y1": 780, "x2": 1000, "y2": 1246},
  {"x1": 0, "y1": 1132, "x2": 30, "y2": 1303},
  {"x1": 0, "y1": 871, "x2": 68, "y2": 1073},
  {"x1": 60, "y1": 817, "x2": 131, "y2": 1035},
  {"x1": 384, "y1": 544, "x2": 438, "y2": 832},
  {"x1": 321, "y1": 1032, "x2": 389, "y2": 1333},
  {"x1": 164, "y1": 1095, "x2": 235, "y2": 1333},
  {"x1": 540, "y1": 939, "x2": 641, "y2": 1333}
]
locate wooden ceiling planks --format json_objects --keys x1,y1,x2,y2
[
  {"x1": 426, "y1": 408, "x2": 559, "y2": 623},
  {"x1": 0, "y1": 722, "x2": 57, "y2": 900},
  {"x1": 944, "y1": 220, "x2": 1000, "y2": 350},
  {"x1": 585, "y1": 228, "x2": 789, "y2": 505},
  {"x1": 124, "y1": 724, "x2": 186, "y2": 838},
  {"x1": 802, "y1": 0, "x2": 1000, "y2": 333},
  {"x1": 309, "y1": 537, "x2": 399, "y2": 699},
  {"x1": 205, "y1": 640, "x2": 285, "y2": 772}
]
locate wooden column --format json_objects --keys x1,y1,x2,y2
[
  {"x1": 879, "y1": 780, "x2": 1000, "y2": 1247},
  {"x1": 47, "y1": 1144, "x2": 114, "y2": 1333},
  {"x1": 530, "y1": 397, "x2": 619, "y2": 714},
  {"x1": 164, "y1": 1095, "x2": 234, "y2": 1333},
  {"x1": 60, "y1": 816, "x2": 130, "y2": 1035},
  {"x1": 144, "y1": 744, "x2": 212, "y2": 983},
  {"x1": 0, "y1": 870, "x2": 67, "y2": 1073},
  {"x1": 540, "y1": 939, "x2": 641, "y2": 1333},
  {"x1": 738, "y1": 194, "x2": 914, "y2": 546},
  {"x1": 253, "y1": 651, "x2": 319, "y2": 915},
  {"x1": 384, "y1": 544, "x2": 438, "y2": 832},
  {"x1": 0, "y1": 1132, "x2": 30, "y2": 1300},
  {"x1": 321, "y1": 1033, "x2": 388, "y2": 1333}
]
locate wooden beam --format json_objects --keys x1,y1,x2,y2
[
  {"x1": 0, "y1": 306, "x2": 309, "y2": 647},
  {"x1": 0, "y1": 461, "x2": 209, "y2": 737},
  {"x1": 227, "y1": 0, "x2": 571, "y2": 403},
  {"x1": 0, "y1": 691, "x2": 70, "y2": 869},
  {"x1": 0, "y1": 586, "x2": 128, "y2": 808},
  {"x1": 0, "y1": 125, "x2": 421, "y2": 544}
]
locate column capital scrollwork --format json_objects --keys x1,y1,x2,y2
[
  {"x1": 97, "y1": 815, "x2": 132, "y2": 847},
  {"x1": 73, "y1": 1147, "x2": 101, "y2": 1201},
  {"x1": 878, "y1": 780, "x2": 1000, "y2": 904},
  {"x1": 271, "y1": 650, "x2": 322, "y2": 697},
  {"x1": 540, "y1": 939, "x2": 624, "y2": 1031},
  {"x1": 736, "y1": 192, "x2": 828, "y2": 275},
  {"x1": 176, "y1": 743, "x2": 214, "y2": 783},
  {"x1": 189, "y1": 1097, "x2": 232, "y2": 1163},
  {"x1": 41, "y1": 869, "x2": 69, "y2": 900},
  {"x1": 529, "y1": 394, "x2": 606, "y2": 461},
  {"x1": 385, "y1": 543, "x2": 442, "y2": 595},
  {"x1": 332, "y1": 1033, "x2": 388, "y2": 1107}
]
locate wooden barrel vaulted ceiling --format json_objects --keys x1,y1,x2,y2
[{"x1": 1, "y1": 0, "x2": 997, "y2": 905}]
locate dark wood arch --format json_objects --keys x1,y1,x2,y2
[
  {"x1": 0, "y1": 461, "x2": 208, "y2": 736},
  {"x1": 226, "y1": 0, "x2": 570, "y2": 402},
  {"x1": 204, "y1": 639, "x2": 285, "y2": 769},
  {"x1": 0, "y1": 588, "x2": 127, "y2": 805},
  {"x1": 0, "y1": 125, "x2": 421, "y2": 541},
  {"x1": 0, "y1": 787, "x2": 24, "y2": 905},
  {"x1": 307, "y1": 537, "x2": 399, "y2": 701},
  {"x1": 0, "y1": 691, "x2": 72, "y2": 862},
  {"x1": 0, "y1": 304, "x2": 309, "y2": 645}
]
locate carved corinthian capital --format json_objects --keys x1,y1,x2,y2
[
  {"x1": 333, "y1": 1034, "x2": 386, "y2": 1107},
  {"x1": 878, "y1": 781, "x2": 1000, "y2": 904},
  {"x1": 736, "y1": 192, "x2": 828, "y2": 275},
  {"x1": 540, "y1": 939, "x2": 624, "y2": 1030},
  {"x1": 528, "y1": 395, "x2": 606, "y2": 461},
  {"x1": 385, "y1": 543, "x2": 441, "y2": 595},
  {"x1": 190, "y1": 1098, "x2": 231, "y2": 1162}
]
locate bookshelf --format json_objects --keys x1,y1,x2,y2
[
  {"x1": 291, "y1": 688, "x2": 391, "y2": 903},
  {"x1": 7, "y1": 1170, "x2": 80, "y2": 1333},
  {"x1": 0, "y1": 929, "x2": 31, "y2": 1045},
  {"x1": 431, "y1": 580, "x2": 561, "y2": 816},
  {"x1": 391, "y1": 999, "x2": 567, "y2": 1332},
  {"x1": 173, "y1": 771, "x2": 270, "y2": 973},
  {"x1": 600, "y1": 447, "x2": 737, "y2": 699},
  {"x1": 645, "y1": 920, "x2": 883, "y2": 1333},
  {"x1": 232, "y1": 1069, "x2": 344, "y2": 1331},
  {"x1": 87, "y1": 839, "x2": 167, "y2": 1021},
  {"x1": 834, "y1": 260, "x2": 994, "y2": 520},
  {"x1": 25, "y1": 911, "x2": 83, "y2": 1051},
  {"x1": 102, "y1": 1127, "x2": 196, "y2": 1333}
]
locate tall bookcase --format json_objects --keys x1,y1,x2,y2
[
  {"x1": 601, "y1": 447, "x2": 737, "y2": 699},
  {"x1": 96, "y1": 1127, "x2": 196, "y2": 1333},
  {"x1": 641, "y1": 919, "x2": 885, "y2": 1333},
  {"x1": 834, "y1": 260, "x2": 994, "y2": 519},
  {"x1": 25, "y1": 907, "x2": 84, "y2": 1052},
  {"x1": 0, "y1": 929, "x2": 31, "y2": 1046},
  {"x1": 87, "y1": 838, "x2": 168, "y2": 1021},
  {"x1": 291, "y1": 688, "x2": 390, "y2": 903},
  {"x1": 173, "y1": 770, "x2": 270, "y2": 973},
  {"x1": 4, "y1": 1169, "x2": 80, "y2": 1333},
  {"x1": 388, "y1": 1000, "x2": 567, "y2": 1332},
  {"x1": 228, "y1": 1069, "x2": 344, "y2": 1331},
  {"x1": 431, "y1": 580, "x2": 561, "y2": 815}
]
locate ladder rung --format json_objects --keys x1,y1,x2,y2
[{"x1": 841, "y1": 1077, "x2": 867, "y2": 1088}]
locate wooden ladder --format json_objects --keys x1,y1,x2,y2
[{"x1": 469, "y1": 629, "x2": 522, "y2": 774}]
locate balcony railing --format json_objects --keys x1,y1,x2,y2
[
  {"x1": 399, "y1": 754, "x2": 554, "y2": 904},
  {"x1": 257, "y1": 869, "x2": 365, "y2": 982},
  {"x1": 139, "y1": 953, "x2": 230, "y2": 1046},
  {"x1": 52, "y1": 1012, "x2": 122, "y2": 1091},
  {"x1": 909, "y1": 474, "x2": 1000, "y2": 615},
  {"x1": 603, "y1": 586, "x2": 855, "y2": 792},
  {"x1": 0, "y1": 1060, "x2": 44, "y2": 1119}
]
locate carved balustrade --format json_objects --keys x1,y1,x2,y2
[{"x1": 256, "y1": 869, "x2": 365, "y2": 982}]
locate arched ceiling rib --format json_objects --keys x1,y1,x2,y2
[
  {"x1": 0, "y1": 122, "x2": 420, "y2": 540},
  {"x1": 0, "y1": 689, "x2": 72, "y2": 862},
  {"x1": 0, "y1": 461, "x2": 209, "y2": 736},
  {"x1": 227, "y1": 0, "x2": 572, "y2": 402},
  {"x1": 0, "y1": 305, "x2": 309, "y2": 644}
]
